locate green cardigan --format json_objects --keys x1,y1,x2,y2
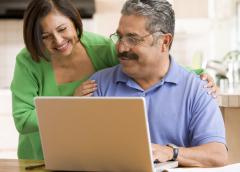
[
  {"x1": 11, "y1": 31, "x2": 204, "y2": 160},
  {"x1": 11, "y1": 31, "x2": 119, "y2": 160}
]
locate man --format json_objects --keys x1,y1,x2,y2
[{"x1": 90, "y1": 0, "x2": 228, "y2": 167}]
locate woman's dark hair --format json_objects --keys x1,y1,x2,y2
[{"x1": 23, "y1": 0, "x2": 83, "y2": 62}]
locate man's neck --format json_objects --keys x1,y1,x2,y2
[{"x1": 134, "y1": 56, "x2": 170, "y2": 90}]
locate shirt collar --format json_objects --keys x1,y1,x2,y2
[
  {"x1": 163, "y1": 56, "x2": 181, "y2": 84},
  {"x1": 113, "y1": 65, "x2": 129, "y2": 84},
  {"x1": 114, "y1": 55, "x2": 181, "y2": 85}
]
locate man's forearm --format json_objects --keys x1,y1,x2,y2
[{"x1": 177, "y1": 142, "x2": 228, "y2": 167}]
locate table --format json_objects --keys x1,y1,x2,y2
[
  {"x1": 0, "y1": 159, "x2": 48, "y2": 172},
  {"x1": 1, "y1": 159, "x2": 240, "y2": 172},
  {"x1": 218, "y1": 89, "x2": 240, "y2": 163}
]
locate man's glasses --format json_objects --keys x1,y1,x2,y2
[{"x1": 110, "y1": 31, "x2": 164, "y2": 48}]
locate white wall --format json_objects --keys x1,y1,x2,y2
[
  {"x1": 0, "y1": 89, "x2": 17, "y2": 158},
  {"x1": 0, "y1": 20, "x2": 23, "y2": 89}
]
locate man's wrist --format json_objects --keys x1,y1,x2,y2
[{"x1": 166, "y1": 143, "x2": 179, "y2": 161}]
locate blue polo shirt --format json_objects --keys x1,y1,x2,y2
[{"x1": 90, "y1": 57, "x2": 226, "y2": 147}]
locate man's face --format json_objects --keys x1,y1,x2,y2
[{"x1": 116, "y1": 15, "x2": 164, "y2": 80}]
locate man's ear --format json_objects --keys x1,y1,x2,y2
[{"x1": 161, "y1": 34, "x2": 173, "y2": 52}]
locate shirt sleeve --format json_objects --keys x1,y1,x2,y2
[
  {"x1": 189, "y1": 79, "x2": 226, "y2": 146},
  {"x1": 10, "y1": 52, "x2": 39, "y2": 134}
]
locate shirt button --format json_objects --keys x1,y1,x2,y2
[{"x1": 140, "y1": 93, "x2": 146, "y2": 97}]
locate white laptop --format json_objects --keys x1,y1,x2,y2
[{"x1": 35, "y1": 97, "x2": 178, "y2": 172}]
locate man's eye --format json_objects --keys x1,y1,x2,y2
[{"x1": 127, "y1": 37, "x2": 140, "y2": 45}]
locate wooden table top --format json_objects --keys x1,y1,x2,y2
[
  {"x1": 1, "y1": 159, "x2": 240, "y2": 172},
  {"x1": 0, "y1": 159, "x2": 49, "y2": 172}
]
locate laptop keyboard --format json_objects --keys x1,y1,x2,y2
[{"x1": 153, "y1": 161, "x2": 178, "y2": 172}]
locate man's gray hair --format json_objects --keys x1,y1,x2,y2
[{"x1": 121, "y1": 0, "x2": 175, "y2": 37}]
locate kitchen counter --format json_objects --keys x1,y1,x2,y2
[
  {"x1": 218, "y1": 89, "x2": 240, "y2": 107},
  {"x1": 1, "y1": 159, "x2": 240, "y2": 172},
  {"x1": 218, "y1": 88, "x2": 240, "y2": 164}
]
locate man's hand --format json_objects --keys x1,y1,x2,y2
[
  {"x1": 200, "y1": 73, "x2": 217, "y2": 97},
  {"x1": 73, "y1": 80, "x2": 97, "y2": 96},
  {"x1": 151, "y1": 143, "x2": 172, "y2": 163}
]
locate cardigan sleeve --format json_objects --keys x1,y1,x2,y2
[{"x1": 11, "y1": 50, "x2": 40, "y2": 134}]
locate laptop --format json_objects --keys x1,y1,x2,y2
[{"x1": 35, "y1": 97, "x2": 178, "y2": 171}]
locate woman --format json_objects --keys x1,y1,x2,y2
[
  {"x1": 11, "y1": 0, "x2": 118, "y2": 160},
  {"x1": 11, "y1": 0, "x2": 215, "y2": 160}
]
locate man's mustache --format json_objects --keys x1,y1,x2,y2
[{"x1": 117, "y1": 51, "x2": 139, "y2": 60}]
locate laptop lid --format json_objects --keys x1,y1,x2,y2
[{"x1": 35, "y1": 97, "x2": 155, "y2": 171}]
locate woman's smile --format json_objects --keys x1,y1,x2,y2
[{"x1": 55, "y1": 40, "x2": 70, "y2": 53}]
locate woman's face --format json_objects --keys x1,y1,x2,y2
[{"x1": 40, "y1": 10, "x2": 79, "y2": 58}]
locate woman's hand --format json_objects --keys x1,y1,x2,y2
[
  {"x1": 200, "y1": 73, "x2": 218, "y2": 98},
  {"x1": 73, "y1": 80, "x2": 97, "y2": 96}
]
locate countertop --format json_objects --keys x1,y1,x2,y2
[
  {"x1": 218, "y1": 89, "x2": 240, "y2": 107},
  {"x1": 0, "y1": 159, "x2": 240, "y2": 172}
]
